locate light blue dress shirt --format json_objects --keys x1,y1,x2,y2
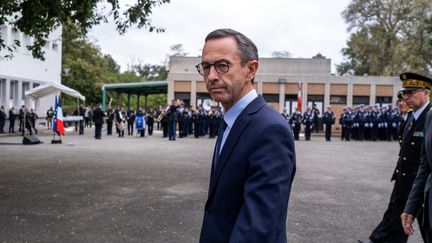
[{"x1": 218, "y1": 89, "x2": 258, "y2": 154}]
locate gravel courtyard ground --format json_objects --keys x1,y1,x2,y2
[{"x1": 0, "y1": 130, "x2": 423, "y2": 242}]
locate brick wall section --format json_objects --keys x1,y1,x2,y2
[
  {"x1": 330, "y1": 84, "x2": 348, "y2": 95},
  {"x1": 196, "y1": 81, "x2": 207, "y2": 93},
  {"x1": 262, "y1": 83, "x2": 279, "y2": 94},
  {"x1": 376, "y1": 85, "x2": 393, "y2": 96},
  {"x1": 174, "y1": 81, "x2": 191, "y2": 92},
  {"x1": 308, "y1": 83, "x2": 325, "y2": 95},
  {"x1": 353, "y1": 84, "x2": 370, "y2": 96},
  {"x1": 285, "y1": 83, "x2": 299, "y2": 94}
]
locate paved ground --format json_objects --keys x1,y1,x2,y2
[{"x1": 0, "y1": 128, "x2": 423, "y2": 243}]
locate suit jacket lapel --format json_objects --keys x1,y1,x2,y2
[{"x1": 207, "y1": 96, "x2": 266, "y2": 199}]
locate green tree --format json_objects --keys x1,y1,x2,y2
[
  {"x1": 0, "y1": 0, "x2": 169, "y2": 60},
  {"x1": 62, "y1": 22, "x2": 120, "y2": 107},
  {"x1": 338, "y1": 0, "x2": 432, "y2": 76}
]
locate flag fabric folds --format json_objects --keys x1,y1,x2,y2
[
  {"x1": 297, "y1": 82, "x2": 302, "y2": 110},
  {"x1": 52, "y1": 96, "x2": 65, "y2": 135}
]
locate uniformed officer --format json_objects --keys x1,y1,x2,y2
[
  {"x1": 360, "y1": 72, "x2": 431, "y2": 243},
  {"x1": 303, "y1": 107, "x2": 314, "y2": 141},
  {"x1": 323, "y1": 106, "x2": 335, "y2": 141},
  {"x1": 281, "y1": 108, "x2": 290, "y2": 121},
  {"x1": 290, "y1": 107, "x2": 302, "y2": 141}
]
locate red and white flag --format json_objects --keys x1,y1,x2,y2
[{"x1": 297, "y1": 82, "x2": 302, "y2": 110}]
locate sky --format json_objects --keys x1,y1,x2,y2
[{"x1": 88, "y1": 0, "x2": 352, "y2": 73}]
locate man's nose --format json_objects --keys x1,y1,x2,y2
[{"x1": 207, "y1": 65, "x2": 219, "y2": 81}]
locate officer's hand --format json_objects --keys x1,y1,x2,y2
[{"x1": 401, "y1": 213, "x2": 415, "y2": 235}]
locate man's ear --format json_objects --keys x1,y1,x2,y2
[{"x1": 246, "y1": 60, "x2": 259, "y2": 82}]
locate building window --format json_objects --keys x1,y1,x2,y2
[
  {"x1": 22, "y1": 82, "x2": 30, "y2": 100},
  {"x1": 307, "y1": 95, "x2": 324, "y2": 102},
  {"x1": 10, "y1": 80, "x2": 18, "y2": 100},
  {"x1": 0, "y1": 79, "x2": 5, "y2": 101},
  {"x1": 330, "y1": 95, "x2": 347, "y2": 104},
  {"x1": 33, "y1": 83, "x2": 40, "y2": 88},
  {"x1": 52, "y1": 42, "x2": 59, "y2": 52},
  {"x1": 196, "y1": 92, "x2": 212, "y2": 108},
  {"x1": 174, "y1": 92, "x2": 191, "y2": 107},
  {"x1": 376, "y1": 96, "x2": 392, "y2": 105},
  {"x1": 263, "y1": 94, "x2": 279, "y2": 103},
  {"x1": 353, "y1": 96, "x2": 369, "y2": 105}
]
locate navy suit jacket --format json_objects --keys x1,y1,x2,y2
[
  {"x1": 199, "y1": 95, "x2": 296, "y2": 243},
  {"x1": 405, "y1": 109, "x2": 432, "y2": 228}
]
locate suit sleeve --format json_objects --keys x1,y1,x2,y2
[
  {"x1": 404, "y1": 132, "x2": 430, "y2": 216},
  {"x1": 229, "y1": 122, "x2": 296, "y2": 243}
]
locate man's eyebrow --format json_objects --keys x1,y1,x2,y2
[{"x1": 201, "y1": 58, "x2": 230, "y2": 64}]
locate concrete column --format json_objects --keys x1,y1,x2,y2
[
  {"x1": 5, "y1": 79, "x2": 11, "y2": 108},
  {"x1": 167, "y1": 79, "x2": 174, "y2": 104},
  {"x1": 370, "y1": 84, "x2": 376, "y2": 105},
  {"x1": 392, "y1": 85, "x2": 398, "y2": 106},
  {"x1": 302, "y1": 82, "x2": 307, "y2": 112},
  {"x1": 191, "y1": 80, "x2": 197, "y2": 109},
  {"x1": 324, "y1": 81, "x2": 331, "y2": 109},
  {"x1": 17, "y1": 80, "x2": 22, "y2": 107},
  {"x1": 257, "y1": 81, "x2": 263, "y2": 95},
  {"x1": 347, "y1": 83, "x2": 353, "y2": 106},
  {"x1": 279, "y1": 80, "x2": 285, "y2": 112}
]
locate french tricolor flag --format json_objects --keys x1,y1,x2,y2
[{"x1": 52, "y1": 96, "x2": 64, "y2": 135}]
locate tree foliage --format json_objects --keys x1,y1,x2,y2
[
  {"x1": 0, "y1": 0, "x2": 169, "y2": 60},
  {"x1": 271, "y1": 51, "x2": 292, "y2": 58},
  {"x1": 61, "y1": 22, "x2": 167, "y2": 110},
  {"x1": 338, "y1": 0, "x2": 432, "y2": 76}
]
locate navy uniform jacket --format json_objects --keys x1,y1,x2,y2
[
  {"x1": 391, "y1": 104, "x2": 430, "y2": 200},
  {"x1": 200, "y1": 96, "x2": 296, "y2": 243},
  {"x1": 405, "y1": 109, "x2": 432, "y2": 228}
]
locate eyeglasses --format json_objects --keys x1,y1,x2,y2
[
  {"x1": 401, "y1": 89, "x2": 425, "y2": 98},
  {"x1": 195, "y1": 60, "x2": 245, "y2": 76}
]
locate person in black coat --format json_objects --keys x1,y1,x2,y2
[
  {"x1": 302, "y1": 107, "x2": 314, "y2": 141},
  {"x1": 8, "y1": 106, "x2": 16, "y2": 133},
  {"x1": 106, "y1": 106, "x2": 114, "y2": 135},
  {"x1": 323, "y1": 106, "x2": 335, "y2": 141},
  {"x1": 29, "y1": 108, "x2": 38, "y2": 134},
  {"x1": 147, "y1": 108, "x2": 155, "y2": 136},
  {"x1": 361, "y1": 72, "x2": 431, "y2": 243},
  {"x1": 0, "y1": 105, "x2": 6, "y2": 133},
  {"x1": 290, "y1": 108, "x2": 302, "y2": 141},
  {"x1": 93, "y1": 104, "x2": 105, "y2": 140}
]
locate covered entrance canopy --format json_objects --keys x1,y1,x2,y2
[
  {"x1": 101, "y1": 81, "x2": 168, "y2": 111},
  {"x1": 25, "y1": 82, "x2": 86, "y2": 101}
]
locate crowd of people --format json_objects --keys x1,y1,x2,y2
[{"x1": 0, "y1": 104, "x2": 39, "y2": 136}]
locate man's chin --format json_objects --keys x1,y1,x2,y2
[{"x1": 210, "y1": 94, "x2": 226, "y2": 103}]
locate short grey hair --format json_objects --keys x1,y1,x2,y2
[{"x1": 205, "y1": 28, "x2": 259, "y2": 62}]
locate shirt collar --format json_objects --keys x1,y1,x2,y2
[
  {"x1": 413, "y1": 101, "x2": 429, "y2": 120},
  {"x1": 223, "y1": 89, "x2": 258, "y2": 129}
]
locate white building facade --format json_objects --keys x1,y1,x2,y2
[{"x1": 0, "y1": 24, "x2": 62, "y2": 118}]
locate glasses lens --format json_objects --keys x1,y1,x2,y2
[{"x1": 214, "y1": 62, "x2": 230, "y2": 74}]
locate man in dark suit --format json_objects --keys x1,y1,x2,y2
[
  {"x1": 401, "y1": 74, "x2": 432, "y2": 242},
  {"x1": 92, "y1": 104, "x2": 105, "y2": 140},
  {"x1": 196, "y1": 28, "x2": 296, "y2": 243},
  {"x1": 360, "y1": 72, "x2": 431, "y2": 243}
]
